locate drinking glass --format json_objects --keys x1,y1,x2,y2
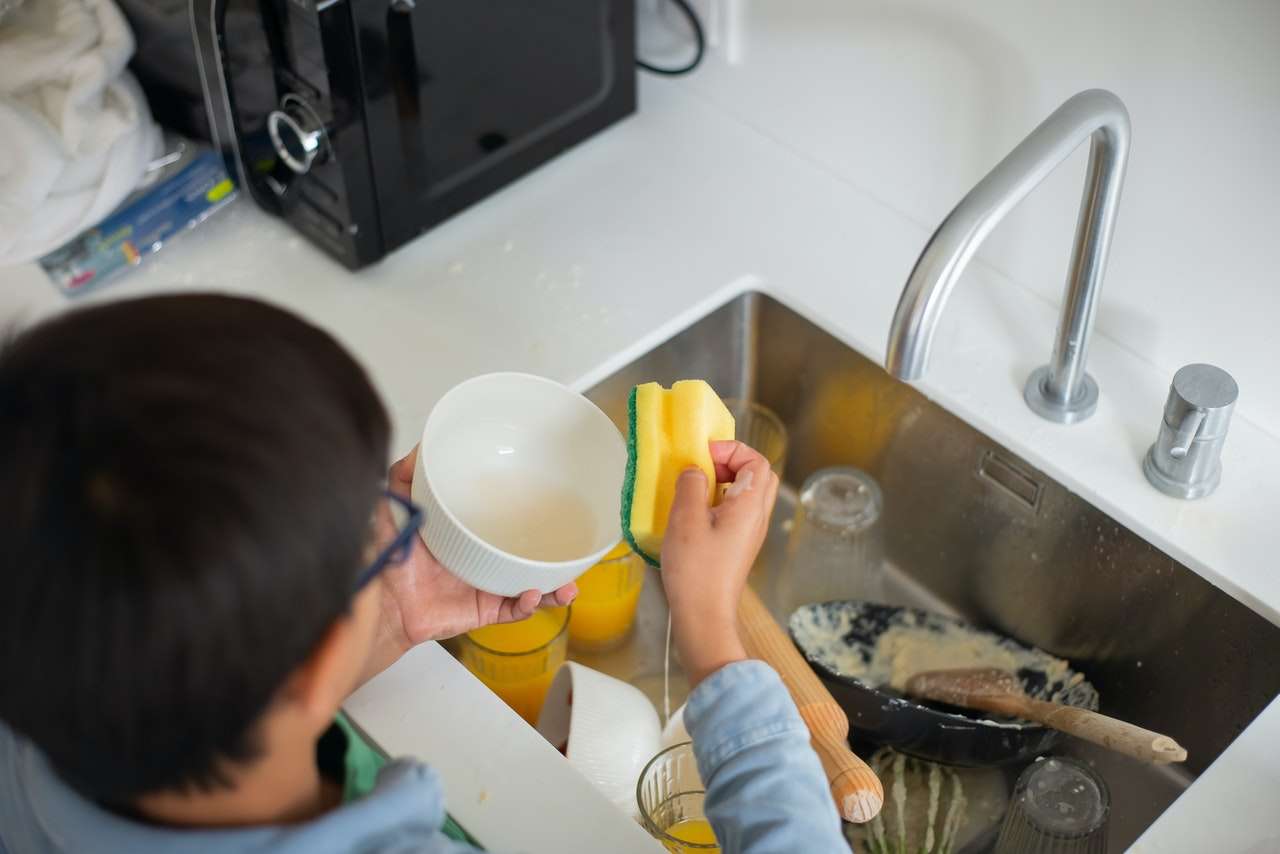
[
  {"x1": 994, "y1": 756, "x2": 1111, "y2": 854},
  {"x1": 778, "y1": 466, "x2": 885, "y2": 613},
  {"x1": 636, "y1": 742, "x2": 720, "y2": 853},
  {"x1": 458, "y1": 606, "x2": 570, "y2": 724},
  {"x1": 569, "y1": 543, "x2": 646, "y2": 652},
  {"x1": 724, "y1": 398, "x2": 788, "y2": 476}
]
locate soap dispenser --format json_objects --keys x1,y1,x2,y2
[{"x1": 1143, "y1": 363, "x2": 1238, "y2": 499}]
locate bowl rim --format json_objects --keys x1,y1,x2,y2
[{"x1": 419, "y1": 371, "x2": 625, "y2": 569}]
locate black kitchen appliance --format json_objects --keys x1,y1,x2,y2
[{"x1": 191, "y1": 0, "x2": 635, "y2": 269}]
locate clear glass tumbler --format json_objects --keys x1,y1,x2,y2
[
  {"x1": 778, "y1": 466, "x2": 885, "y2": 613},
  {"x1": 458, "y1": 606, "x2": 570, "y2": 724},
  {"x1": 723, "y1": 398, "x2": 788, "y2": 476},
  {"x1": 636, "y1": 741, "x2": 720, "y2": 853},
  {"x1": 994, "y1": 756, "x2": 1111, "y2": 854}
]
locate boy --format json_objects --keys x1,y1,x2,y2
[{"x1": 0, "y1": 295, "x2": 846, "y2": 852}]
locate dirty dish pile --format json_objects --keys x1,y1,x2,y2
[{"x1": 788, "y1": 600, "x2": 1098, "y2": 767}]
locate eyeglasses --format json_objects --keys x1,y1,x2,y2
[{"x1": 354, "y1": 490, "x2": 425, "y2": 591}]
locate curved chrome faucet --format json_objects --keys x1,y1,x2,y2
[{"x1": 885, "y1": 89, "x2": 1131, "y2": 423}]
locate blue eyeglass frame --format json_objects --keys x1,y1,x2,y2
[{"x1": 354, "y1": 490, "x2": 425, "y2": 591}]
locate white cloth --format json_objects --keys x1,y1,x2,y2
[{"x1": 0, "y1": 0, "x2": 161, "y2": 265}]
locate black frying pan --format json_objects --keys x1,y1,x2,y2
[{"x1": 788, "y1": 600, "x2": 1099, "y2": 767}]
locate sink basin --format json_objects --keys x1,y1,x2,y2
[{"x1": 576, "y1": 291, "x2": 1280, "y2": 850}]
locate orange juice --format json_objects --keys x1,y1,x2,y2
[
  {"x1": 664, "y1": 818, "x2": 719, "y2": 852},
  {"x1": 461, "y1": 607, "x2": 568, "y2": 724},
  {"x1": 569, "y1": 543, "x2": 645, "y2": 651}
]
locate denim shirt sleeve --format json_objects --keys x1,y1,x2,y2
[{"x1": 684, "y1": 660, "x2": 848, "y2": 854}]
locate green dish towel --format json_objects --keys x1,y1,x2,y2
[{"x1": 333, "y1": 712, "x2": 480, "y2": 847}]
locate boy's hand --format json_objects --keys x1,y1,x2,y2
[
  {"x1": 358, "y1": 447, "x2": 577, "y2": 685},
  {"x1": 660, "y1": 440, "x2": 780, "y2": 687}
]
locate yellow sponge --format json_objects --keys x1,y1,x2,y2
[{"x1": 621, "y1": 380, "x2": 735, "y2": 565}]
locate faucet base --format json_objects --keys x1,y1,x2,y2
[
  {"x1": 1024, "y1": 365, "x2": 1098, "y2": 424},
  {"x1": 1143, "y1": 445, "x2": 1221, "y2": 499}
]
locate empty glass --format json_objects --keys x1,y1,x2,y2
[
  {"x1": 724, "y1": 398, "x2": 788, "y2": 476},
  {"x1": 778, "y1": 466, "x2": 885, "y2": 612},
  {"x1": 995, "y1": 757, "x2": 1111, "y2": 854},
  {"x1": 636, "y1": 742, "x2": 720, "y2": 852}
]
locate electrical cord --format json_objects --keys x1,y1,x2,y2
[{"x1": 637, "y1": 0, "x2": 705, "y2": 76}]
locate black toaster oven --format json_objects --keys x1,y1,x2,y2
[{"x1": 192, "y1": 0, "x2": 635, "y2": 269}]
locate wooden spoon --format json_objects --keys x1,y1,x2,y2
[
  {"x1": 904, "y1": 667, "x2": 1188, "y2": 765},
  {"x1": 736, "y1": 586, "x2": 885, "y2": 822}
]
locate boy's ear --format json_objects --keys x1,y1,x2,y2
[{"x1": 280, "y1": 612, "x2": 361, "y2": 725}]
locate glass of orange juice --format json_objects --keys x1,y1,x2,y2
[
  {"x1": 637, "y1": 742, "x2": 720, "y2": 853},
  {"x1": 458, "y1": 606, "x2": 569, "y2": 724},
  {"x1": 568, "y1": 542, "x2": 645, "y2": 652}
]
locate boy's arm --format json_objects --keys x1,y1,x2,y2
[
  {"x1": 661, "y1": 443, "x2": 846, "y2": 853},
  {"x1": 685, "y1": 661, "x2": 846, "y2": 853}
]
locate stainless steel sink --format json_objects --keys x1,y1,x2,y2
[{"x1": 576, "y1": 291, "x2": 1280, "y2": 851}]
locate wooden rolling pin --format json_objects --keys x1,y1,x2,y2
[
  {"x1": 736, "y1": 586, "x2": 884, "y2": 822},
  {"x1": 905, "y1": 667, "x2": 1189, "y2": 765}
]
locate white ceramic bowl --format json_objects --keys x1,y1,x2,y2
[
  {"x1": 411, "y1": 372, "x2": 625, "y2": 596},
  {"x1": 536, "y1": 662, "x2": 662, "y2": 816}
]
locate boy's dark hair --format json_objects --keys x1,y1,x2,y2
[{"x1": 0, "y1": 294, "x2": 390, "y2": 803}]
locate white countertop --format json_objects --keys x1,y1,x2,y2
[{"x1": 3, "y1": 3, "x2": 1278, "y2": 850}]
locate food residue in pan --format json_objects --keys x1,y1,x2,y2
[{"x1": 789, "y1": 602, "x2": 1086, "y2": 709}]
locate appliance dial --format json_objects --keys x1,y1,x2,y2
[{"x1": 267, "y1": 95, "x2": 327, "y2": 175}]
